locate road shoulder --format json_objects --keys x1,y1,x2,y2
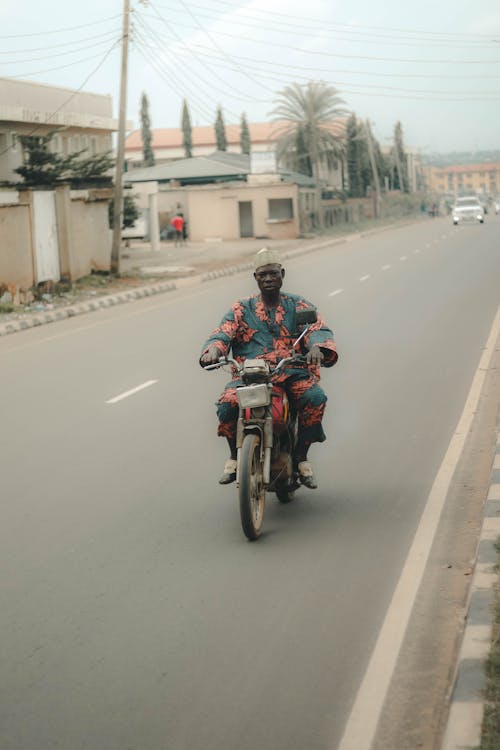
[{"x1": 372, "y1": 321, "x2": 500, "y2": 750}]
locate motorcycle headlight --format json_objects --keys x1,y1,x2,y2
[{"x1": 237, "y1": 384, "x2": 270, "y2": 408}]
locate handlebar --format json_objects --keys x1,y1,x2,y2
[{"x1": 203, "y1": 354, "x2": 308, "y2": 374}]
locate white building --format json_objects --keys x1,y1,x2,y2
[{"x1": 0, "y1": 78, "x2": 119, "y2": 183}]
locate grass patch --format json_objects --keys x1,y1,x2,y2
[
  {"x1": 0, "y1": 302, "x2": 15, "y2": 313},
  {"x1": 479, "y1": 539, "x2": 500, "y2": 749}
]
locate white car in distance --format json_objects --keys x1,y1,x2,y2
[{"x1": 452, "y1": 196, "x2": 484, "y2": 225}]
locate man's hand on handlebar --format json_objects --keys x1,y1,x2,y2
[
  {"x1": 306, "y1": 345, "x2": 324, "y2": 366},
  {"x1": 200, "y1": 346, "x2": 221, "y2": 366}
]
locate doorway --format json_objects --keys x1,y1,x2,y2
[{"x1": 238, "y1": 201, "x2": 254, "y2": 238}]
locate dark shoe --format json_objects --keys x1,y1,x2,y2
[
  {"x1": 219, "y1": 458, "x2": 237, "y2": 485},
  {"x1": 297, "y1": 461, "x2": 318, "y2": 489}
]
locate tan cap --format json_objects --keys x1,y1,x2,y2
[{"x1": 254, "y1": 247, "x2": 282, "y2": 270}]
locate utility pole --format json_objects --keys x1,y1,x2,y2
[
  {"x1": 364, "y1": 120, "x2": 381, "y2": 218},
  {"x1": 111, "y1": 0, "x2": 131, "y2": 275}
]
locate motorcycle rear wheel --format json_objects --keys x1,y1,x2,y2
[
  {"x1": 239, "y1": 434, "x2": 265, "y2": 541},
  {"x1": 275, "y1": 483, "x2": 295, "y2": 504}
]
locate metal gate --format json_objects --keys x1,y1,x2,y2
[{"x1": 32, "y1": 190, "x2": 60, "y2": 283}]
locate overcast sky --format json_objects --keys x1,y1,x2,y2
[{"x1": 2, "y1": 0, "x2": 500, "y2": 154}]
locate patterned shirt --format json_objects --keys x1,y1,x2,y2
[{"x1": 201, "y1": 292, "x2": 338, "y2": 378}]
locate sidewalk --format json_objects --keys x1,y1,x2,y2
[{"x1": 119, "y1": 234, "x2": 343, "y2": 280}]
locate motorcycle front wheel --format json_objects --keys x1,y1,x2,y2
[{"x1": 239, "y1": 434, "x2": 265, "y2": 541}]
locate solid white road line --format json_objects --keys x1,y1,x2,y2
[
  {"x1": 106, "y1": 380, "x2": 158, "y2": 404},
  {"x1": 329, "y1": 289, "x2": 344, "y2": 297},
  {"x1": 359, "y1": 275, "x2": 370, "y2": 282},
  {"x1": 337, "y1": 305, "x2": 500, "y2": 750}
]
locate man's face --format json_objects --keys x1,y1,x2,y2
[{"x1": 254, "y1": 264, "x2": 285, "y2": 295}]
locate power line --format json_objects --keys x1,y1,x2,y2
[
  {"x1": 133, "y1": 8, "x2": 261, "y2": 116},
  {"x1": 188, "y1": 40, "x2": 500, "y2": 80},
  {"x1": 183, "y1": 47, "x2": 500, "y2": 100},
  {"x1": 143, "y1": 9, "x2": 500, "y2": 64},
  {"x1": 0, "y1": 34, "x2": 121, "y2": 66},
  {"x1": 172, "y1": 0, "x2": 274, "y2": 93},
  {"x1": 2, "y1": 47, "x2": 121, "y2": 81},
  {"x1": 163, "y1": 0, "x2": 500, "y2": 49},
  {"x1": 141, "y1": 2, "x2": 264, "y2": 110},
  {"x1": 166, "y1": 0, "x2": 500, "y2": 42},
  {"x1": 0, "y1": 29, "x2": 121, "y2": 55},
  {"x1": 132, "y1": 25, "x2": 216, "y2": 123},
  {"x1": 0, "y1": 14, "x2": 122, "y2": 39}
]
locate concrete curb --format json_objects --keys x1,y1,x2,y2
[
  {"x1": 442, "y1": 432, "x2": 500, "y2": 750},
  {"x1": 0, "y1": 281, "x2": 177, "y2": 337},
  {"x1": 0, "y1": 219, "x2": 417, "y2": 338}
]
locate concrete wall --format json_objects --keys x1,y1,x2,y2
[
  {"x1": 67, "y1": 196, "x2": 112, "y2": 278},
  {"x1": 0, "y1": 202, "x2": 34, "y2": 290},
  {"x1": 0, "y1": 187, "x2": 112, "y2": 292}
]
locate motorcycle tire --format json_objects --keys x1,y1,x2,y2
[
  {"x1": 239, "y1": 434, "x2": 265, "y2": 541},
  {"x1": 275, "y1": 483, "x2": 295, "y2": 504}
]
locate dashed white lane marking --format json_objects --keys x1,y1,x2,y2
[
  {"x1": 329, "y1": 289, "x2": 344, "y2": 297},
  {"x1": 400, "y1": 256, "x2": 407, "y2": 261},
  {"x1": 414, "y1": 248, "x2": 421, "y2": 253},
  {"x1": 106, "y1": 380, "x2": 158, "y2": 404},
  {"x1": 426, "y1": 243, "x2": 431, "y2": 247},
  {"x1": 359, "y1": 275, "x2": 370, "y2": 282},
  {"x1": 382, "y1": 264, "x2": 391, "y2": 270},
  {"x1": 337, "y1": 304, "x2": 500, "y2": 750}
]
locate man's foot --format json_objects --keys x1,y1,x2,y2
[
  {"x1": 297, "y1": 461, "x2": 318, "y2": 489},
  {"x1": 219, "y1": 458, "x2": 237, "y2": 485}
]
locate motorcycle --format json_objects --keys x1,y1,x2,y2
[{"x1": 204, "y1": 308, "x2": 318, "y2": 541}]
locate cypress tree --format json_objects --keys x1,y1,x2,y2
[
  {"x1": 240, "y1": 112, "x2": 251, "y2": 155},
  {"x1": 140, "y1": 92, "x2": 155, "y2": 167},
  {"x1": 394, "y1": 121, "x2": 409, "y2": 192},
  {"x1": 181, "y1": 99, "x2": 193, "y2": 158},
  {"x1": 214, "y1": 106, "x2": 227, "y2": 152}
]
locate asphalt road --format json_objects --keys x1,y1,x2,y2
[{"x1": 1, "y1": 216, "x2": 499, "y2": 750}]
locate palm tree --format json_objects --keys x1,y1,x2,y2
[{"x1": 270, "y1": 81, "x2": 347, "y2": 182}]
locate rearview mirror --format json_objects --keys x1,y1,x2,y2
[{"x1": 296, "y1": 307, "x2": 317, "y2": 326}]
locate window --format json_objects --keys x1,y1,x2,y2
[{"x1": 268, "y1": 198, "x2": 294, "y2": 221}]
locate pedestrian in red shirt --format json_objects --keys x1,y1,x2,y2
[{"x1": 171, "y1": 214, "x2": 185, "y2": 246}]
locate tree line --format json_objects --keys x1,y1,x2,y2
[{"x1": 141, "y1": 84, "x2": 410, "y2": 197}]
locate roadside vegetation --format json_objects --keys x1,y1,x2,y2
[{"x1": 479, "y1": 538, "x2": 500, "y2": 749}]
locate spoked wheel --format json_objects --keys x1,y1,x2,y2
[{"x1": 239, "y1": 434, "x2": 265, "y2": 541}]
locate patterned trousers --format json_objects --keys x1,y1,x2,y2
[{"x1": 215, "y1": 371, "x2": 328, "y2": 445}]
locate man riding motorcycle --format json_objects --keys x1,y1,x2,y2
[{"x1": 199, "y1": 247, "x2": 338, "y2": 489}]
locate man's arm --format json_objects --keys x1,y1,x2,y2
[
  {"x1": 199, "y1": 302, "x2": 241, "y2": 367},
  {"x1": 296, "y1": 300, "x2": 338, "y2": 368}
]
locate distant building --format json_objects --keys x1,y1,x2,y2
[
  {"x1": 124, "y1": 150, "x2": 320, "y2": 241},
  {"x1": 0, "y1": 78, "x2": 119, "y2": 183},
  {"x1": 124, "y1": 120, "x2": 344, "y2": 190},
  {"x1": 423, "y1": 163, "x2": 500, "y2": 196}
]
